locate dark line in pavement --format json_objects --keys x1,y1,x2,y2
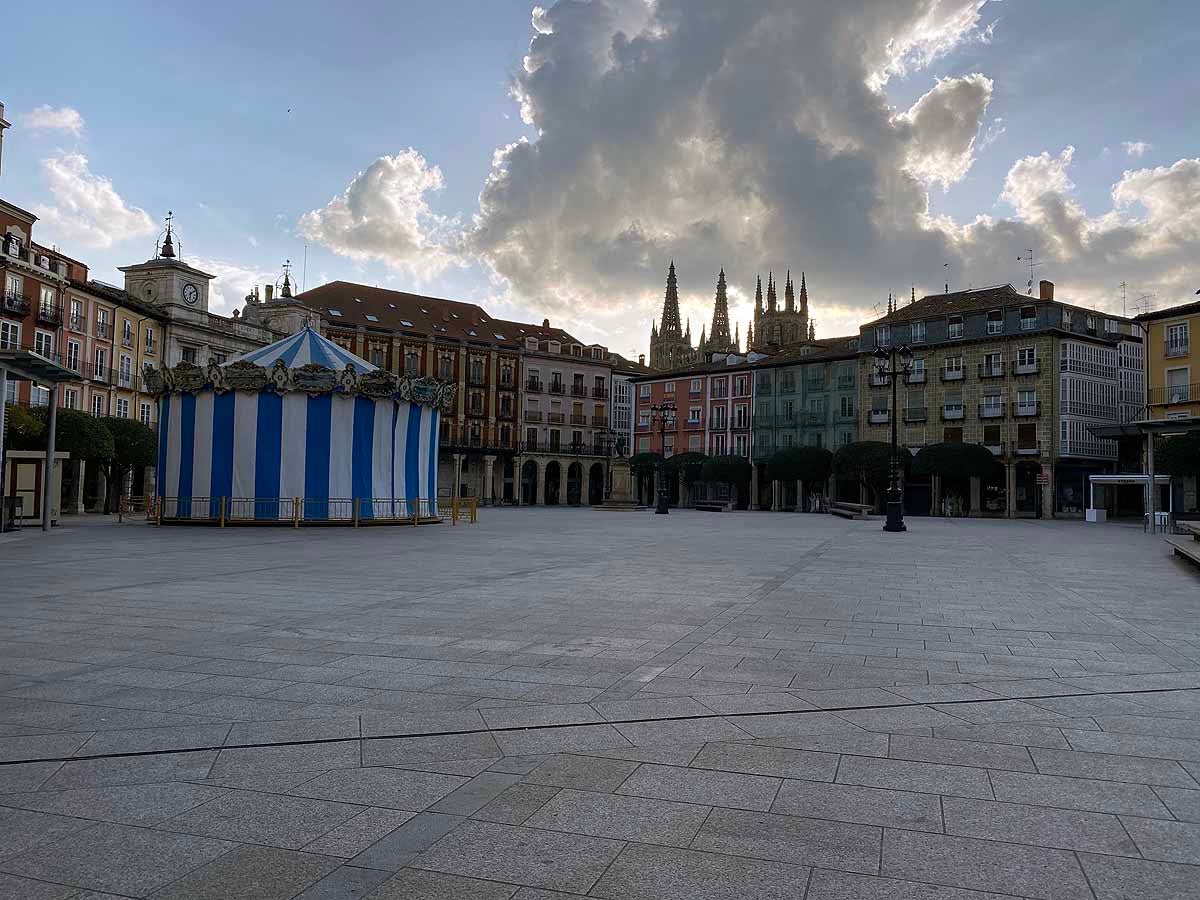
[{"x1": 0, "y1": 683, "x2": 1193, "y2": 768}]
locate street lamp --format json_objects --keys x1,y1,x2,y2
[
  {"x1": 649, "y1": 402, "x2": 677, "y2": 515},
  {"x1": 873, "y1": 342, "x2": 913, "y2": 533}
]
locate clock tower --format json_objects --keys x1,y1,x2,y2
[{"x1": 118, "y1": 212, "x2": 215, "y2": 314}]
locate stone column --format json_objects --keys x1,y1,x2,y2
[
  {"x1": 1042, "y1": 465, "x2": 1054, "y2": 519},
  {"x1": 930, "y1": 475, "x2": 940, "y2": 516},
  {"x1": 795, "y1": 479, "x2": 802, "y2": 512},
  {"x1": 750, "y1": 465, "x2": 759, "y2": 510},
  {"x1": 513, "y1": 455, "x2": 522, "y2": 506},
  {"x1": 969, "y1": 476, "x2": 981, "y2": 517},
  {"x1": 42, "y1": 385, "x2": 58, "y2": 531},
  {"x1": 452, "y1": 453, "x2": 463, "y2": 499},
  {"x1": 771, "y1": 480, "x2": 780, "y2": 511},
  {"x1": 483, "y1": 455, "x2": 496, "y2": 506},
  {"x1": 1005, "y1": 463, "x2": 1016, "y2": 518},
  {"x1": 535, "y1": 462, "x2": 545, "y2": 505},
  {"x1": 75, "y1": 460, "x2": 87, "y2": 515}
]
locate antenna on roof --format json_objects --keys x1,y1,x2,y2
[
  {"x1": 1132, "y1": 293, "x2": 1155, "y2": 317},
  {"x1": 1119, "y1": 281, "x2": 1127, "y2": 317},
  {"x1": 1016, "y1": 249, "x2": 1042, "y2": 294}
]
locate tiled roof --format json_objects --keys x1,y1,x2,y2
[
  {"x1": 609, "y1": 352, "x2": 656, "y2": 376},
  {"x1": 863, "y1": 284, "x2": 1029, "y2": 327},
  {"x1": 753, "y1": 337, "x2": 860, "y2": 367},
  {"x1": 1135, "y1": 298, "x2": 1200, "y2": 322},
  {"x1": 69, "y1": 278, "x2": 167, "y2": 321},
  {"x1": 294, "y1": 281, "x2": 587, "y2": 350}
]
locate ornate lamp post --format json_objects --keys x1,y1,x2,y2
[
  {"x1": 649, "y1": 402, "x2": 677, "y2": 515},
  {"x1": 873, "y1": 343, "x2": 913, "y2": 533}
]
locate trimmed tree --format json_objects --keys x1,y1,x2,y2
[
  {"x1": 769, "y1": 446, "x2": 835, "y2": 510},
  {"x1": 628, "y1": 452, "x2": 662, "y2": 506},
  {"x1": 911, "y1": 441, "x2": 996, "y2": 481},
  {"x1": 3, "y1": 404, "x2": 47, "y2": 451},
  {"x1": 666, "y1": 451, "x2": 709, "y2": 507},
  {"x1": 54, "y1": 409, "x2": 115, "y2": 462},
  {"x1": 101, "y1": 417, "x2": 157, "y2": 513},
  {"x1": 832, "y1": 441, "x2": 893, "y2": 507},
  {"x1": 1156, "y1": 433, "x2": 1200, "y2": 481}
]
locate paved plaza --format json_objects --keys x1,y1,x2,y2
[{"x1": 0, "y1": 509, "x2": 1198, "y2": 899}]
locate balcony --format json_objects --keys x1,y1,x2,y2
[
  {"x1": 592, "y1": 415, "x2": 608, "y2": 427},
  {"x1": 525, "y1": 379, "x2": 542, "y2": 392},
  {"x1": 940, "y1": 367, "x2": 964, "y2": 381},
  {"x1": 95, "y1": 323, "x2": 111, "y2": 339},
  {"x1": 1013, "y1": 360, "x2": 1040, "y2": 375},
  {"x1": 37, "y1": 302, "x2": 63, "y2": 327},
  {"x1": 1165, "y1": 343, "x2": 1190, "y2": 359},
  {"x1": 122, "y1": 335, "x2": 134, "y2": 349},
  {"x1": 837, "y1": 376, "x2": 855, "y2": 390},
  {"x1": 547, "y1": 412, "x2": 565, "y2": 424},
  {"x1": 570, "y1": 384, "x2": 588, "y2": 398},
  {"x1": 868, "y1": 410, "x2": 890, "y2": 424},
  {"x1": 467, "y1": 405, "x2": 486, "y2": 418},
  {"x1": 570, "y1": 413, "x2": 587, "y2": 425},
  {"x1": 941, "y1": 404, "x2": 965, "y2": 421},
  {"x1": 1015, "y1": 440, "x2": 1042, "y2": 456},
  {"x1": 978, "y1": 361, "x2": 1005, "y2": 378},
  {"x1": 144, "y1": 340, "x2": 156, "y2": 355},
  {"x1": 905, "y1": 370, "x2": 926, "y2": 384},
  {"x1": 985, "y1": 441, "x2": 1005, "y2": 456},
  {"x1": 468, "y1": 374, "x2": 487, "y2": 387},
  {"x1": 778, "y1": 382, "x2": 797, "y2": 394},
  {"x1": 1013, "y1": 401, "x2": 1040, "y2": 417},
  {"x1": 498, "y1": 407, "x2": 516, "y2": 420},
  {"x1": 69, "y1": 315, "x2": 85, "y2": 332},
  {"x1": 592, "y1": 386, "x2": 607, "y2": 398},
  {"x1": 903, "y1": 407, "x2": 927, "y2": 423},
  {"x1": 524, "y1": 410, "x2": 543, "y2": 422},
  {"x1": 91, "y1": 364, "x2": 112, "y2": 383},
  {"x1": 2, "y1": 291, "x2": 31, "y2": 317},
  {"x1": 979, "y1": 403, "x2": 1005, "y2": 419},
  {"x1": 756, "y1": 382, "x2": 773, "y2": 395},
  {"x1": 801, "y1": 412, "x2": 826, "y2": 427},
  {"x1": 1149, "y1": 383, "x2": 1197, "y2": 406},
  {"x1": 869, "y1": 372, "x2": 891, "y2": 387},
  {"x1": 548, "y1": 382, "x2": 565, "y2": 395},
  {"x1": 499, "y1": 379, "x2": 515, "y2": 390},
  {"x1": 806, "y1": 379, "x2": 826, "y2": 392}
]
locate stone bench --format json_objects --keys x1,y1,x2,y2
[
  {"x1": 830, "y1": 501, "x2": 872, "y2": 520},
  {"x1": 1166, "y1": 533, "x2": 1200, "y2": 568},
  {"x1": 694, "y1": 501, "x2": 732, "y2": 512}
]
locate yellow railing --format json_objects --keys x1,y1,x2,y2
[
  {"x1": 444, "y1": 497, "x2": 478, "y2": 525},
  {"x1": 155, "y1": 497, "x2": 449, "y2": 527}
]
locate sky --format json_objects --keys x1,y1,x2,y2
[{"x1": 4, "y1": 0, "x2": 1198, "y2": 360}]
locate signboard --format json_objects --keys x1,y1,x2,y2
[{"x1": 1037, "y1": 472, "x2": 1050, "y2": 484}]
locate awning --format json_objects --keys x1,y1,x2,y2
[
  {"x1": 1089, "y1": 416, "x2": 1200, "y2": 439},
  {"x1": 0, "y1": 349, "x2": 77, "y2": 383}
]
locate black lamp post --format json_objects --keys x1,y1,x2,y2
[
  {"x1": 873, "y1": 343, "x2": 913, "y2": 533},
  {"x1": 649, "y1": 402, "x2": 676, "y2": 515}
]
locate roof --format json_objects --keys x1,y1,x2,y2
[
  {"x1": 630, "y1": 354, "x2": 762, "y2": 382},
  {"x1": 864, "y1": 284, "x2": 1030, "y2": 327},
  {"x1": 1135, "y1": 298, "x2": 1200, "y2": 323},
  {"x1": 229, "y1": 326, "x2": 376, "y2": 374},
  {"x1": 295, "y1": 281, "x2": 586, "y2": 350},
  {"x1": 751, "y1": 337, "x2": 860, "y2": 368},
  {"x1": 69, "y1": 279, "x2": 166, "y2": 321},
  {"x1": 609, "y1": 352, "x2": 656, "y2": 376}
]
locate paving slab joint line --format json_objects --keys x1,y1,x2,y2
[{"x1": 0, "y1": 683, "x2": 1194, "y2": 768}]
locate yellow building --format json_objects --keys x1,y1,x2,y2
[{"x1": 1137, "y1": 298, "x2": 1199, "y2": 420}]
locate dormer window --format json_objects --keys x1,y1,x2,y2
[
  {"x1": 548, "y1": 341, "x2": 561, "y2": 354},
  {"x1": 400, "y1": 320, "x2": 413, "y2": 327},
  {"x1": 328, "y1": 309, "x2": 343, "y2": 317},
  {"x1": 494, "y1": 333, "x2": 506, "y2": 340},
  {"x1": 947, "y1": 315, "x2": 963, "y2": 339},
  {"x1": 365, "y1": 314, "x2": 379, "y2": 322},
  {"x1": 986, "y1": 310, "x2": 1003, "y2": 334}
]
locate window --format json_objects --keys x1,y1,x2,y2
[
  {"x1": 438, "y1": 354, "x2": 453, "y2": 379},
  {"x1": 96, "y1": 308, "x2": 110, "y2": 337},
  {"x1": 710, "y1": 404, "x2": 728, "y2": 428},
  {"x1": 689, "y1": 434, "x2": 702, "y2": 451},
  {"x1": 910, "y1": 357, "x2": 925, "y2": 379},
  {"x1": 982, "y1": 352, "x2": 1002, "y2": 375},
  {"x1": 943, "y1": 355, "x2": 963, "y2": 376},
  {"x1": 663, "y1": 380, "x2": 675, "y2": 395},
  {"x1": 122, "y1": 319, "x2": 133, "y2": 345},
  {"x1": 639, "y1": 437, "x2": 650, "y2": 452},
  {"x1": 1166, "y1": 368, "x2": 1191, "y2": 403},
  {"x1": 119, "y1": 355, "x2": 133, "y2": 388},
  {"x1": 501, "y1": 363, "x2": 514, "y2": 386},
  {"x1": 140, "y1": 402, "x2": 152, "y2": 426},
  {"x1": 840, "y1": 395, "x2": 854, "y2": 417},
  {"x1": 371, "y1": 349, "x2": 384, "y2": 367},
  {"x1": 1085, "y1": 315, "x2": 1096, "y2": 333},
  {"x1": 70, "y1": 299, "x2": 83, "y2": 330},
  {"x1": 3, "y1": 378, "x2": 13, "y2": 405},
  {"x1": 1021, "y1": 306, "x2": 1038, "y2": 330},
  {"x1": 711, "y1": 378, "x2": 728, "y2": 399},
  {"x1": 94, "y1": 346, "x2": 109, "y2": 379},
  {"x1": 1017, "y1": 389, "x2": 1038, "y2": 413},
  {"x1": 34, "y1": 330, "x2": 53, "y2": 357},
  {"x1": 874, "y1": 325, "x2": 891, "y2": 346},
  {"x1": 638, "y1": 411, "x2": 650, "y2": 427},
  {"x1": 987, "y1": 310, "x2": 1003, "y2": 334},
  {"x1": 947, "y1": 315, "x2": 963, "y2": 339},
  {"x1": 549, "y1": 430, "x2": 561, "y2": 451},
  {"x1": 327, "y1": 309, "x2": 343, "y2": 317},
  {"x1": 30, "y1": 385, "x2": 49, "y2": 407},
  {"x1": 734, "y1": 375, "x2": 748, "y2": 396},
  {"x1": 663, "y1": 435, "x2": 675, "y2": 457},
  {"x1": 116, "y1": 398, "x2": 130, "y2": 418},
  {"x1": 943, "y1": 427, "x2": 963, "y2": 442},
  {"x1": 710, "y1": 433, "x2": 727, "y2": 455},
  {"x1": 405, "y1": 350, "x2": 420, "y2": 375},
  {"x1": 364, "y1": 314, "x2": 378, "y2": 322},
  {"x1": 688, "y1": 406, "x2": 701, "y2": 423},
  {"x1": 734, "y1": 403, "x2": 749, "y2": 428},
  {"x1": 639, "y1": 384, "x2": 651, "y2": 398},
  {"x1": 470, "y1": 358, "x2": 485, "y2": 382},
  {"x1": 214, "y1": 353, "x2": 227, "y2": 365},
  {"x1": 91, "y1": 394, "x2": 105, "y2": 416},
  {"x1": 144, "y1": 325, "x2": 155, "y2": 353},
  {"x1": 4, "y1": 272, "x2": 21, "y2": 297},
  {"x1": 1166, "y1": 322, "x2": 1190, "y2": 357},
  {"x1": 180, "y1": 346, "x2": 196, "y2": 365},
  {"x1": 983, "y1": 424, "x2": 1002, "y2": 449},
  {"x1": 690, "y1": 378, "x2": 702, "y2": 394},
  {"x1": 0, "y1": 320, "x2": 18, "y2": 349},
  {"x1": 981, "y1": 393, "x2": 1003, "y2": 415},
  {"x1": 911, "y1": 321, "x2": 926, "y2": 343},
  {"x1": 64, "y1": 388, "x2": 78, "y2": 410},
  {"x1": 1062, "y1": 308, "x2": 1072, "y2": 329},
  {"x1": 734, "y1": 434, "x2": 749, "y2": 457}
]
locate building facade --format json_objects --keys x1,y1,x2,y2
[
  {"x1": 1137, "y1": 298, "x2": 1198, "y2": 421},
  {"x1": 860, "y1": 281, "x2": 1140, "y2": 518},
  {"x1": 608, "y1": 352, "x2": 655, "y2": 458},
  {"x1": 750, "y1": 270, "x2": 813, "y2": 351}
]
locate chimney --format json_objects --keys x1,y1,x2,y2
[
  {"x1": 638, "y1": 354, "x2": 645, "y2": 366},
  {"x1": 1039, "y1": 279, "x2": 1054, "y2": 301},
  {"x1": 542, "y1": 318, "x2": 550, "y2": 328},
  {"x1": 264, "y1": 284, "x2": 274, "y2": 303}
]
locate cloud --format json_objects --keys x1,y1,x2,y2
[
  {"x1": 20, "y1": 105, "x2": 85, "y2": 135},
  {"x1": 188, "y1": 256, "x2": 276, "y2": 316},
  {"x1": 896, "y1": 74, "x2": 995, "y2": 190},
  {"x1": 298, "y1": 149, "x2": 460, "y2": 280},
  {"x1": 32, "y1": 153, "x2": 156, "y2": 249},
  {"x1": 1122, "y1": 140, "x2": 1151, "y2": 158}
]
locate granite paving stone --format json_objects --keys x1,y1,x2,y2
[
  {"x1": 1077, "y1": 852, "x2": 1200, "y2": 899},
  {"x1": 805, "y1": 869, "x2": 1029, "y2": 900},
  {"x1": 429, "y1": 772, "x2": 524, "y2": 815},
  {"x1": 349, "y1": 812, "x2": 465, "y2": 870},
  {"x1": 941, "y1": 796, "x2": 1138, "y2": 854},
  {"x1": 365, "y1": 868, "x2": 519, "y2": 899},
  {"x1": 887, "y1": 734, "x2": 1036, "y2": 771},
  {"x1": 0, "y1": 781, "x2": 228, "y2": 826},
  {"x1": 293, "y1": 766, "x2": 467, "y2": 810},
  {"x1": 290, "y1": 864, "x2": 394, "y2": 900},
  {"x1": 42, "y1": 750, "x2": 219, "y2": 790},
  {"x1": 473, "y1": 782, "x2": 561, "y2": 825},
  {"x1": 1153, "y1": 785, "x2": 1200, "y2": 822},
  {"x1": 0, "y1": 805, "x2": 94, "y2": 861},
  {"x1": 159, "y1": 789, "x2": 364, "y2": 849},
  {"x1": 301, "y1": 807, "x2": 417, "y2": 858},
  {"x1": 524, "y1": 787, "x2": 710, "y2": 846},
  {"x1": 1030, "y1": 746, "x2": 1199, "y2": 786},
  {"x1": 523, "y1": 754, "x2": 640, "y2": 792},
  {"x1": 988, "y1": 769, "x2": 1174, "y2": 816},
  {"x1": 207, "y1": 741, "x2": 361, "y2": 778},
  {"x1": 411, "y1": 820, "x2": 623, "y2": 893},
  {"x1": 616, "y1": 762, "x2": 781, "y2": 810},
  {"x1": 691, "y1": 806, "x2": 881, "y2": 873},
  {"x1": 0, "y1": 872, "x2": 78, "y2": 900},
  {"x1": 149, "y1": 845, "x2": 341, "y2": 900},
  {"x1": 590, "y1": 842, "x2": 811, "y2": 900},
  {"x1": 836, "y1": 755, "x2": 994, "y2": 799},
  {"x1": 772, "y1": 778, "x2": 944, "y2": 831},
  {"x1": 1120, "y1": 815, "x2": 1200, "y2": 863},
  {"x1": 689, "y1": 740, "x2": 839, "y2": 780}
]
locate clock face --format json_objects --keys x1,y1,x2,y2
[{"x1": 182, "y1": 283, "x2": 199, "y2": 305}]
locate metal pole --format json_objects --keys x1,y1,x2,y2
[
  {"x1": 42, "y1": 384, "x2": 59, "y2": 532},
  {"x1": 0, "y1": 366, "x2": 7, "y2": 534},
  {"x1": 1146, "y1": 433, "x2": 1156, "y2": 532}
]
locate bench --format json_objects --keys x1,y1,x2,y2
[
  {"x1": 694, "y1": 501, "x2": 732, "y2": 512},
  {"x1": 830, "y1": 501, "x2": 872, "y2": 520},
  {"x1": 1166, "y1": 533, "x2": 1200, "y2": 568}
]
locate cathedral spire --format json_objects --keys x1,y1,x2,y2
[
  {"x1": 659, "y1": 261, "x2": 683, "y2": 338},
  {"x1": 734, "y1": 321, "x2": 740, "y2": 352},
  {"x1": 767, "y1": 271, "x2": 777, "y2": 312},
  {"x1": 808, "y1": 320, "x2": 815, "y2": 341},
  {"x1": 747, "y1": 320, "x2": 755, "y2": 348},
  {"x1": 754, "y1": 274, "x2": 763, "y2": 314},
  {"x1": 785, "y1": 270, "x2": 795, "y2": 312},
  {"x1": 799, "y1": 271, "x2": 809, "y2": 316},
  {"x1": 911, "y1": 285, "x2": 916, "y2": 305},
  {"x1": 707, "y1": 268, "x2": 734, "y2": 353}
]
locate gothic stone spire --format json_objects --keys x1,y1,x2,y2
[
  {"x1": 707, "y1": 268, "x2": 734, "y2": 352},
  {"x1": 799, "y1": 271, "x2": 809, "y2": 316},
  {"x1": 659, "y1": 261, "x2": 684, "y2": 338},
  {"x1": 785, "y1": 270, "x2": 795, "y2": 312},
  {"x1": 767, "y1": 271, "x2": 777, "y2": 312}
]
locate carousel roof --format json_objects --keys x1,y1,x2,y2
[{"x1": 230, "y1": 326, "x2": 376, "y2": 374}]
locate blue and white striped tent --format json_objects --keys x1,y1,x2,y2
[{"x1": 156, "y1": 327, "x2": 441, "y2": 522}]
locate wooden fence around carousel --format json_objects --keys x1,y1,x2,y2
[{"x1": 151, "y1": 496, "x2": 477, "y2": 527}]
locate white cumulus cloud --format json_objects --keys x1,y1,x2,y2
[
  {"x1": 32, "y1": 153, "x2": 156, "y2": 249},
  {"x1": 20, "y1": 105, "x2": 85, "y2": 135},
  {"x1": 1122, "y1": 140, "x2": 1152, "y2": 158},
  {"x1": 896, "y1": 74, "x2": 995, "y2": 190},
  {"x1": 298, "y1": 149, "x2": 460, "y2": 281}
]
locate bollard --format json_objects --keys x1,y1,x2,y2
[
  {"x1": 353, "y1": 498, "x2": 360, "y2": 528},
  {"x1": 219, "y1": 496, "x2": 227, "y2": 528},
  {"x1": 294, "y1": 497, "x2": 301, "y2": 528}
]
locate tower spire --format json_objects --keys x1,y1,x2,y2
[
  {"x1": 808, "y1": 320, "x2": 815, "y2": 341},
  {"x1": 659, "y1": 261, "x2": 683, "y2": 338},
  {"x1": 799, "y1": 271, "x2": 809, "y2": 316},
  {"x1": 785, "y1": 270, "x2": 795, "y2": 312},
  {"x1": 767, "y1": 271, "x2": 777, "y2": 312},
  {"x1": 707, "y1": 268, "x2": 734, "y2": 353},
  {"x1": 911, "y1": 285, "x2": 916, "y2": 305}
]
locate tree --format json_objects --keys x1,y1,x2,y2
[
  {"x1": 833, "y1": 441, "x2": 893, "y2": 505},
  {"x1": 666, "y1": 451, "x2": 708, "y2": 484},
  {"x1": 701, "y1": 454, "x2": 752, "y2": 486},
  {"x1": 1156, "y1": 433, "x2": 1200, "y2": 479},
  {"x1": 768, "y1": 446, "x2": 833, "y2": 485},
  {"x1": 911, "y1": 442, "x2": 996, "y2": 481},
  {"x1": 101, "y1": 417, "x2": 157, "y2": 513},
  {"x1": 54, "y1": 409, "x2": 115, "y2": 462},
  {"x1": 3, "y1": 404, "x2": 46, "y2": 451},
  {"x1": 628, "y1": 452, "x2": 661, "y2": 506}
]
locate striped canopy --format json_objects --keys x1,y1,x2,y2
[{"x1": 229, "y1": 326, "x2": 375, "y2": 374}]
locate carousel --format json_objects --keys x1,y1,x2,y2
[{"x1": 145, "y1": 327, "x2": 454, "y2": 525}]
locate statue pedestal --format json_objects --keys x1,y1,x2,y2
[{"x1": 597, "y1": 458, "x2": 641, "y2": 510}]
